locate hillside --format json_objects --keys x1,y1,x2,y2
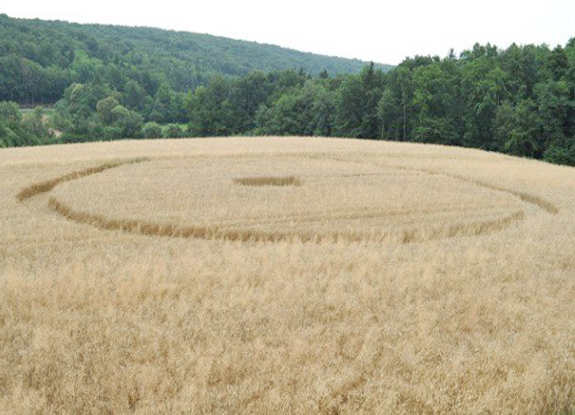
[
  {"x1": 0, "y1": 14, "x2": 572, "y2": 168},
  {"x1": 0, "y1": 14, "x2": 392, "y2": 105}
]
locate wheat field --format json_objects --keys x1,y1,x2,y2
[{"x1": 1, "y1": 136, "x2": 574, "y2": 414}]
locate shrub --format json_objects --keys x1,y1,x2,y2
[
  {"x1": 141, "y1": 122, "x2": 163, "y2": 139},
  {"x1": 543, "y1": 143, "x2": 575, "y2": 166},
  {"x1": 163, "y1": 123, "x2": 184, "y2": 138}
]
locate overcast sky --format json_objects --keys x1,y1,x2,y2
[{"x1": 2, "y1": 1, "x2": 574, "y2": 65}]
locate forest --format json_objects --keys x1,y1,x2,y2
[
  {"x1": 183, "y1": 41, "x2": 575, "y2": 165},
  {"x1": 0, "y1": 14, "x2": 574, "y2": 165},
  {"x1": 0, "y1": 14, "x2": 381, "y2": 106}
]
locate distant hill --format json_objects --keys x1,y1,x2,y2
[{"x1": 0, "y1": 14, "x2": 392, "y2": 105}]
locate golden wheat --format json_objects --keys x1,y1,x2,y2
[{"x1": 0, "y1": 136, "x2": 574, "y2": 414}]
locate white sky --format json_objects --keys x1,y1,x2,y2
[{"x1": 2, "y1": 0, "x2": 574, "y2": 65}]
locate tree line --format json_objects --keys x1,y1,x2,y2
[
  {"x1": 0, "y1": 13, "x2": 573, "y2": 166},
  {"x1": 187, "y1": 40, "x2": 575, "y2": 165}
]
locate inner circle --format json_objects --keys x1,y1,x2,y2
[{"x1": 234, "y1": 176, "x2": 302, "y2": 187}]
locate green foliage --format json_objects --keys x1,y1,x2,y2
[
  {"x1": 255, "y1": 81, "x2": 327, "y2": 136},
  {"x1": 111, "y1": 105, "x2": 143, "y2": 138},
  {"x1": 0, "y1": 114, "x2": 18, "y2": 147},
  {"x1": 230, "y1": 71, "x2": 274, "y2": 132},
  {"x1": 187, "y1": 77, "x2": 233, "y2": 137},
  {"x1": 149, "y1": 84, "x2": 186, "y2": 124},
  {"x1": 0, "y1": 14, "x2": 390, "y2": 144},
  {"x1": 411, "y1": 60, "x2": 461, "y2": 145},
  {"x1": 372, "y1": 40, "x2": 574, "y2": 164},
  {"x1": 0, "y1": 14, "x2": 388, "y2": 107},
  {"x1": 378, "y1": 66, "x2": 415, "y2": 141},
  {"x1": 96, "y1": 96, "x2": 120, "y2": 125},
  {"x1": 21, "y1": 107, "x2": 52, "y2": 143},
  {"x1": 163, "y1": 124, "x2": 185, "y2": 138},
  {"x1": 0, "y1": 101, "x2": 21, "y2": 127},
  {"x1": 0, "y1": 11, "x2": 573, "y2": 168},
  {"x1": 0, "y1": 102, "x2": 51, "y2": 146},
  {"x1": 501, "y1": 100, "x2": 541, "y2": 157},
  {"x1": 334, "y1": 63, "x2": 385, "y2": 138},
  {"x1": 183, "y1": 39, "x2": 575, "y2": 166},
  {"x1": 543, "y1": 142, "x2": 575, "y2": 166},
  {"x1": 141, "y1": 122, "x2": 163, "y2": 139}
]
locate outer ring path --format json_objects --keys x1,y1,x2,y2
[{"x1": 16, "y1": 154, "x2": 557, "y2": 244}]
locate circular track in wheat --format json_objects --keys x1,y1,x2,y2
[{"x1": 49, "y1": 154, "x2": 526, "y2": 243}]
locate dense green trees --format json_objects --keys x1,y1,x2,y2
[
  {"x1": 0, "y1": 102, "x2": 52, "y2": 147},
  {"x1": 141, "y1": 122, "x2": 163, "y2": 139},
  {"x1": 0, "y1": 14, "x2": 384, "y2": 106},
  {"x1": 255, "y1": 81, "x2": 323, "y2": 136},
  {"x1": 0, "y1": 14, "x2": 573, "y2": 166},
  {"x1": 0, "y1": 14, "x2": 384, "y2": 142},
  {"x1": 184, "y1": 39, "x2": 575, "y2": 165},
  {"x1": 334, "y1": 63, "x2": 385, "y2": 138}
]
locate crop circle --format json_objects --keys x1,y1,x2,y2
[{"x1": 45, "y1": 154, "x2": 527, "y2": 243}]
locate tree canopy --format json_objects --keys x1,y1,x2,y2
[
  {"x1": 0, "y1": 14, "x2": 389, "y2": 106},
  {"x1": 0, "y1": 15, "x2": 573, "y2": 166}
]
